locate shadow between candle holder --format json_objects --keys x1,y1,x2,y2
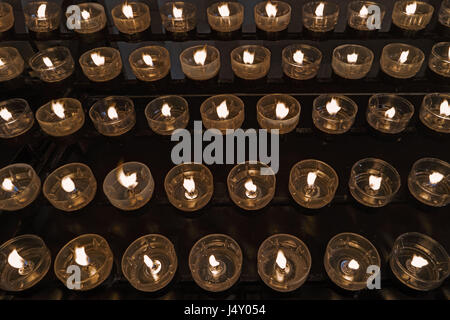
[
  {"x1": 0, "y1": 28, "x2": 14, "y2": 40},
  {"x1": 117, "y1": 28, "x2": 153, "y2": 43},
  {"x1": 75, "y1": 28, "x2": 109, "y2": 44},
  {"x1": 344, "y1": 25, "x2": 380, "y2": 39},
  {"x1": 416, "y1": 119, "x2": 450, "y2": 141},
  {"x1": 302, "y1": 28, "x2": 335, "y2": 40},
  {"x1": 389, "y1": 24, "x2": 424, "y2": 38},
  {"x1": 366, "y1": 125, "x2": 412, "y2": 142},
  {"x1": 255, "y1": 27, "x2": 288, "y2": 41},
  {"x1": 232, "y1": 76, "x2": 268, "y2": 89},
  {"x1": 164, "y1": 29, "x2": 197, "y2": 42},
  {"x1": 210, "y1": 28, "x2": 242, "y2": 41},
  {"x1": 28, "y1": 29, "x2": 61, "y2": 41}
]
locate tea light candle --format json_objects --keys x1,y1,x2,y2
[
  {"x1": 122, "y1": 234, "x2": 177, "y2": 292},
  {"x1": 254, "y1": 1, "x2": 291, "y2": 32},
  {"x1": 89, "y1": 96, "x2": 136, "y2": 136},
  {"x1": 420, "y1": 93, "x2": 450, "y2": 133},
  {"x1": 332, "y1": 44, "x2": 374, "y2": 79},
  {"x1": 29, "y1": 46, "x2": 75, "y2": 83},
  {"x1": 103, "y1": 161, "x2": 154, "y2": 211},
  {"x1": 79, "y1": 47, "x2": 123, "y2": 82},
  {"x1": 129, "y1": 46, "x2": 171, "y2": 82},
  {"x1": 349, "y1": 158, "x2": 401, "y2": 207},
  {"x1": 392, "y1": 0, "x2": 434, "y2": 31},
  {"x1": 36, "y1": 98, "x2": 85, "y2": 137},
  {"x1": 312, "y1": 95, "x2": 358, "y2": 134},
  {"x1": 289, "y1": 159, "x2": 339, "y2": 209},
  {"x1": 438, "y1": 0, "x2": 450, "y2": 27},
  {"x1": 380, "y1": 43, "x2": 424, "y2": 79},
  {"x1": 227, "y1": 161, "x2": 276, "y2": 210},
  {"x1": 200, "y1": 94, "x2": 245, "y2": 134},
  {"x1": 325, "y1": 233, "x2": 381, "y2": 291},
  {"x1": 145, "y1": 95, "x2": 189, "y2": 135},
  {"x1": 180, "y1": 45, "x2": 220, "y2": 81},
  {"x1": 67, "y1": 2, "x2": 107, "y2": 34},
  {"x1": 160, "y1": 1, "x2": 197, "y2": 33},
  {"x1": 231, "y1": 45, "x2": 271, "y2": 80},
  {"x1": 347, "y1": 1, "x2": 386, "y2": 31},
  {"x1": 282, "y1": 44, "x2": 322, "y2": 80},
  {"x1": 111, "y1": 1, "x2": 150, "y2": 34},
  {"x1": 302, "y1": 1, "x2": 339, "y2": 32},
  {"x1": 366, "y1": 94, "x2": 414, "y2": 134},
  {"x1": 257, "y1": 94, "x2": 300, "y2": 134},
  {"x1": 0, "y1": 2, "x2": 14, "y2": 33},
  {"x1": 390, "y1": 232, "x2": 449, "y2": 291},
  {"x1": 54, "y1": 234, "x2": 113, "y2": 291},
  {"x1": 189, "y1": 234, "x2": 242, "y2": 292},
  {"x1": 24, "y1": 1, "x2": 61, "y2": 32},
  {"x1": 207, "y1": 1, "x2": 244, "y2": 33},
  {"x1": 428, "y1": 42, "x2": 450, "y2": 78},
  {"x1": 164, "y1": 163, "x2": 213, "y2": 212},
  {"x1": 0, "y1": 163, "x2": 41, "y2": 211},
  {"x1": 408, "y1": 158, "x2": 449, "y2": 207},
  {"x1": 0, "y1": 235, "x2": 51, "y2": 291},
  {"x1": 43, "y1": 163, "x2": 97, "y2": 212},
  {"x1": 0, "y1": 99, "x2": 34, "y2": 139},
  {"x1": 0, "y1": 47, "x2": 25, "y2": 82},
  {"x1": 257, "y1": 234, "x2": 311, "y2": 292}
]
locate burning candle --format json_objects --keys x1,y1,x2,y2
[
  {"x1": 66, "y1": 2, "x2": 107, "y2": 34},
  {"x1": 207, "y1": 1, "x2": 244, "y2": 32},
  {"x1": 189, "y1": 234, "x2": 242, "y2": 292},
  {"x1": 254, "y1": 0, "x2": 291, "y2": 32},
  {"x1": 29, "y1": 46, "x2": 75, "y2": 82},
  {"x1": 257, "y1": 94, "x2": 300, "y2": 134},
  {"x1": 145, "y1": 95, "x2": 189, "y2": 135},
  {"x1": 160, "y1": 1, "x2": 197, "y2": 33},
  {"x1": 200, "y1": 94, "x2": 245, "y2": 134},
  {"x1": 227, "y1": 161, "x2": 276, "y2": 210},
  {"x1": 79, "y1": 47, "x2": 123, "y2": 82},
  {"x1": 392, "y1": 0, "x2": 434, "y2": 31},
  {"x1": 282, "y1": 44, "x2": 322, "y2": 80},
  {"x1": 380, "y1": 43, "x2": 424, "y2": 79},
  {"x1": 164, "y1": 163, "x2": 213, "y2": 212},
  {"x1": 0, "y1": 47, "x2": 25, "y2": 82},
  {"x1": 103, "y1": 161, "x2": 154, "y2": 211},
  {"x1": 349, "y1": 158, "x2": 401, "y2": 207},
  {"x1": 439, "y1": 0, "x2": 450, "y2": 27},
  {"x1": 420, "y1": 93, "x2": 450, "y2": 133},
  {"x1": 367, "y1": 94, "x2": 414, "y2": 134},
  {"x1": 312, "y1": 95, "x2": 358, "y2": 134},
  {"x1": 332, "y1": 44, "x2": 374, "y2": 79},
  {"x1": 302, "y1": 1, "x2": 339, "y2": 32},
  {"x1": 112, "y1": 1, "x2": 150, "y2": 34},
  {"x1": 0, "y1": 235, "x2": 51, "y2": 291},
  {"x1": 180, "y1": 45, "x2": 220, "y2": 81},
  {"x1": 54, "y1": 234, "x2": 113, "y2": 291},
  {"x1": 0, "y1": 2, "x2": 14, "y2": 33},
  {"x1": 257, "y1": 234, "x2": 311, "y2": 292},
  {"x1": 24, "y1": 1, "x2": 61, "y2": 32},
  {"x1": 129, "y1": 46, "x2": 171, "y2": 82},
  {"x1": 428, "y1": 42, "x2": 450, "y2": 78},
  {"x1": 0, "y1": 99, "x2": 34, "y2": 139},
  {"x1": 347, "y1": 1, "x2": 386, "y2": 31},
  {"x1": 231, "y1": 45, "x2": 271, "y2": 80},
  {"x1": 0, "y1": 163, "x2": 41, "y2": 211}
]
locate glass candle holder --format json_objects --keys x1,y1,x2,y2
[
  {"x1": 420, "y1": 93, "x2": 450, "y2": 133},
  {"x1": 366, "y1": 94, "x2": 414, "y2": 134},
  {"x1": 160, "y1": 1, "x2": 196, "y2": 33},
  {"x1": 227, "y1": 161, "x2": 276, "y2": 211},
  {"x1": 302, "y1": 1, "x2": 339, "y2": 32},
  {"x1": 257, "y1": 94, "x2": 300, "y2": 134},
  {"x1": 164, "y1": 163, "x2": 213, "y2": 212},
  {"x1": 254, "y1": 1, "x2": 291, "y2": 32},
  {"x1": 0, "y1": 47, "x2": 25, "y2": 82},
  {"x1": 347, "y1": 1, "x2": 386, "y2": 31},
  {"x1": 439, "y1": 0, "x2": 450, "y2": 27},
  {"x1": 89, "y1": 96, "x2": 136, "y2": 136},
  {"x1": 180, "y1": 45, "x2": 220, "y2": 81},
  {"x1": 282, "y1": 44, "x2": 322, "y2": 80},
  {"x1": 390, "y1": 232, "x2": 449, "y2": 291},
  {"x1": 332, "y1": 44, "x2": 374, "y2": 80},
  {"x1": 380, "y1": 43, "x2": 424, "y2": 79},
  {"x1": 111, "y1": 1, "x2": 150, "y2": 34},
  {"x1": 231, "y1": 45, "x2": 271, "y2": 80},
  {"x1": 392, "y1": 0, "x2": 434, "y2": 31},
  {"x1": 24, "y1": 1, "x2": 61, "y2": 32},
  {"x1": 36, "y1": 98, "x2": 85, "y2": 137},
  {"x1": 207, "y1": 1, "x2": 244, "y2": 32},
  {"x1": 428, "y1": 42, "x2": 450, "y2": 78},
  {"x1": 324, "y1": 232, "x2": 381, "y2": 291},
  {"x1": 67, "y1": 2, "x2": 107, "y2": 34},
  {"x1": 0, "y1": 99, "x2": 34, "y2": 139},
  {"x1": 43, "y1": 163, "x2": 97, "y2": 212},
  {"x1": 0, "y1": 235, "x2": 51, "y2": 291},
  {"x1": 0, "y1": 164, "x2": 41, "y2": 211},
  {"x1": 312, "y1": 95, "x2": 358, "y2": 134},
  {"x1": 0, "y1": 2, "x2": 14, "y2": 33},
  {"x1": 349, "y1": 158, "x2": 401, "y2": 207},
  {"x1": 129, "y1": 46, "x2": 171, "y2": 82},
  {"x1": 145, "y1": 95, "x2": 189, "y2": 135},
  {"x1": 103, "y1": 162, "x2": 154, "y2": 211},
  {"x1": 200, "y1": 94, "x2": 245, "y2": 134},
  {"x1": 29, "y1": 46, "x2": 75, "y2": 83},
  {"x1": 122, "y1": 234, "x2": 177, "y2": 292},
  {"x1": 79, "y1": 47, "x2": 122, "y2": 82},
  {"x1": 289, "y1": 159, "x2": 339, "y2": 209},
  {"x1": 257, "y1": 234, "x2": 311, "y2": 292},
  {"x1": 189, "y1": 234, "x2": 242, "y2": 292},
  {"x1": 54, "y1": 234, "x2": 113, "y2": 291},
  {"x1": 407, "y1": 158, "x2": 449, "y2": 207}
]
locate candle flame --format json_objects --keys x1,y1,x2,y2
[
  {"x1": 143, "y1": 254, "x2": 162, "y2": 274},
  {"x1": 218, "y1": 3, "x2": 230, "y2": 17},
  {"x1": 142, "y1": 54, "x2": 154, "y2": 66},
  {"x1": 429, "y1": 171, "x2": 444, "y2": 184},
  {"x1": 193, "y1": 47, "x2": 207, "y2": 66},
  {"x1": 61, "y1": 176, "x2": 76, "y2": 193},
  {"x1": 411, "y1": 255, "x2": 428, "y2": 268},
  {"x1": 326, "y1": 98, "x2": 341, "y2": 115},
  {"x1": 0, "y1": 108, "x2": 13, "y2": 121},
  {"x1": 315, "y1": 2, "x2": 325, "y2": 17},
  {"x1": 307, "y1": 171, "x2": 317, "y2": 187},
  {"x1": 243, "y1": 50, "x2": 255, "y2": 64},
  {"x1": 107, "y1": 106, "x2": 119, "y2": 120},
  {"x1": 0, "y1": 59, "x2": 4, "y2": 67},
  {"x1": 276, "y1": 250, "x2": 287, "y2": 269},
  {"x1": 245, "y1": 179, "x2": 257, "y2": 194},
  {"x1": 265, "y1": 1, "x2": 277, "y2": 17},
  {"x1": 405, "y1": 2, "x2": 417, "y2": 15},
  {"x1": 118, "y1": 168, "x2": 138, "y2": 189},
  {"x1": 75, "y1": 247, "x2": 89, "y2": 266},
  {"x1": 448, "y1": 47, "x2": 450, "y2": 60},
  {"x1": 173, "y1": 5, "x2": 183, "y2": 18},
  {"x1": 43, "y1": 57, "x2": 53, "y2": 68},
  {"x1": 161, "y1": 103, "x2": 172, "y2": 117},
  {"x1": 52, "y1": 101, "x2": 65, "y2": 119},
  {"x1": 440, "y1": 100, "x2": 450, "y2": 116},
  {"x1": 8, "y1": 249, "x2": 25, "y2": 269},
  {"x1": 347, "y1": 53, "x2": 358, "y2": 64},
  {"x1": 209, "y1": 254, "x2": 220, "y2": 267},
  {"x1": 183, "y1": 177, "x2": 196, "y2": 194},
  {"x1": 293, "y1": 50, "x2": 304, "y2": 64},
  {"x1": 122, "y1": 4, "x2": 134, "y2": 19},
  {"x1": 143, "y1": 255, "x2": 154, "y2": 268},
  {"x1": 385, "y1": 107, "x2": 396, "y2": 119},
  {"x1": 359, "y1": 5, "x2": 369, "y2": 17},
  {"x1": 216, "y1": 100, "x2": 230, "y2": 119},
  {"x1": 348, "y1": 259, "x2": 360, "y2": 270},
  {"x1": 399, "y1": 50, "x2": 409, "y2": 64},
  {"x1": 1, "y1": 178, "x2": 14, "y2": 192},
  {"x1": 369, "y1": 175, "x2": 382, "y2": 191},
  {"x1": 275, "y1": 102, "x2": 289, "y2": 120},
  {"x1": 37, "y1": 4, "x2": 47, "y2": 18},
  {"x1": 81, "y1": 10, "x2": 91, "y2": 20},
  {"x1": 91, "y1": 52, "x2": 105, "y2": 66}
]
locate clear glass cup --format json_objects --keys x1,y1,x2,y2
[
  {"x1": 438, "y1": 0, "x2": 450, "y2": 27},
  {"x1": 200, "y1": 94, "x2": 245, "y2": 134},
  {"x1": 332, "y1": 44, "x2": 374, "y2": 79},
  {"x1": 111, "y1": 1, "x2": 150, "y2": 34},
  {"x1": 380, "y1": 43, "x2": 424, "y2": 79},
  {"x1": 207, "y1": 1, "x2": 244, "y2": 32},
  {"x1": 428, "y1": 42, "x2": 450, "y2": 78},
  {"x1": 282, "y1": 44, "x2": 322, "y2": 80},
  {"x1": 145, "y1": 95, "x2": 189, "y2": 135},
  {"x1": 231, "y1": 45, "x2": 271, "y2": 80},
  {"x1": 129, "y1": 46, "x2": 171, "y2": 82},
  {"x1": 24, "y1": 1, "x2": 61, "y2": 32},
  {"x1": 420, "y1": 93, "x2": 450, "y2": 133},
  {"x1": 79, "y1": 47, "x2": 122, "y2": 82},
  {"x1": 29, "y1": 46, "x2": 75, "y2": 82},
  {"x1": 347, "y1": 1, "x2": 386, "y2": 31},
  {"x1": 0, "y1": 2, "x2": 14, "y2": 32},
  {"x1": 257, "y1": 93, "x2": 300, "y2": 134},
  {"x1": 180, "y1": 45, "x2": 220, "y2": 81},
  {"x1": 160, "y1": 1, "x2": 197, "y2": 33},
  {"x1": 0, "y1": 98, "x2": 34, "y2": 139},
  {"x1": 302, "y1": 1, "x2": 339, "y2": 32},
  {"x1": 254, "y1": 1, "x2": 291, "y2": 32},
  {"x1": 392, "y1": 0, "x2": 434, "y2": 31},
  {"x1": 0, "y1": 47, "x2": 25, "y2": 82},
  {"x1": 312, "y1": 94, "x2": 358, "y2": 134},
  {"x1": 67, "y1": 2, "x2": 107, "y2": 34}
]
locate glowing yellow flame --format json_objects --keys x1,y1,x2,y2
[
  {"x1": 81, "y1": 10, "x2": 90, "y2": 20},
  {"x1": 347, "y1": 53, "x2": 358, "y2": 64},
  {"x1": 1, "y1": 178, "x2": 14, "y2": 192},
  {"x1": 107, "y1": 106, "x2": 119, "y2": 120},
  {"x1": 122, "y1": 4, "x2": 134, "y2": 19},
  {"x1": 142, "y1": 54, "x2": 154, "y2": 66},
  {"x1": 293, "y1": 50, "x2": 304, "y2": 64},
  {"x1": 429, "y1": 171, "x2": 444, "y2": 184},
  {"x1": 75, "y1": 247, "x2": 89, "y2": 266},
  {"x1": 61, "y1": 176, "x2": 76, "y2": 193},
  {"x1": 326, "y1": 98, "x2": 341, "y2": 115},
  {"x1": 275, "y1": 102, "x2": 289, "y2": 120},
  {"x1": 369, "y1": 175, "x2": 382, "y2": 191},
  {"x1": 348, "y1": 259, "x2": 360, "y2": 270},
  {"x1": 307, "y1": 171, "x2": 317, "y2": 187},
  {"x1": 411, "y1": 255, "x2": 428, "y2": 268},
  {"x1": 0, "y1": 108, "x2": 13, "y2": 121},
  {"x1": 144, "y1": 255, "x2": 162, "y2": 274},
  {"x1": 359, "y1": 5, "x2": 369, "y2": 17},
  {"x1": 183, "y1": 177, "x2": 196, "y2": 194},
  {"x1": 405, "y1": 2, "x2": 417, "y2": 15},
  {"x1": 193, "y1": 47, "x2": 207, "y2": 66},
  {"x1": 385, "y1": 107, "x2": 396, "y2": 119},
  {"x1": 43, "y1": 57, "x2": 53, "y2": 68},
  {"x1": 399, "y1": 50, "x2": 409, "y2": 64},
  {"x1": 243, "y1": 50, "x2": 255, "y2": 64},
  {"x1": 118, "y1": 168, "x2": 138, "y2": 189},
  {"x1": 52, "y1": 101, "x2": 65, "y2": 119},
  {"x1": 8, "y1": 249, "x2": 25, "y2": 269},
  {"x1": 440, "y1": 100, "x2": 450, "y2": 116},
  {"x1": 448, "y1": 47, "x2": 450, "y2": 60},
  {"x1": 218, "y1": 3, "x2": 230, "y2": 17},
  {"x1": 91, "y1": 52, "x2": 105, "y2": 66},
  {"x1": 245, "y1": 179, "x2": 257, "y2": 193},
  {"x1": 37, "y1": 4, "x2": 47, "y2": 18},
  {"x1": 216, "y1": 100, "x2": 230, "y2": 119},
  {"x1": 161, "y1": 103, "x2": 171, "y2": 117},
  {"x1": 173, "y1": 5, "x2": 183, "y2": 18},
  {"x1": 276, "y1": 250, "x2": 287, "y2": 269},
  {"x1": 209, "y1": 254, "x2": 220, "y2": 267},
  {"x1": 315, "y1": 2, "x2": 324, "y2": 17},
  {"x1": 265, "y1": 1, "x2": 277, "y2": 17},
  {"x1": 0, "y1": 59, "x2": 5, "y2": 66}
]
